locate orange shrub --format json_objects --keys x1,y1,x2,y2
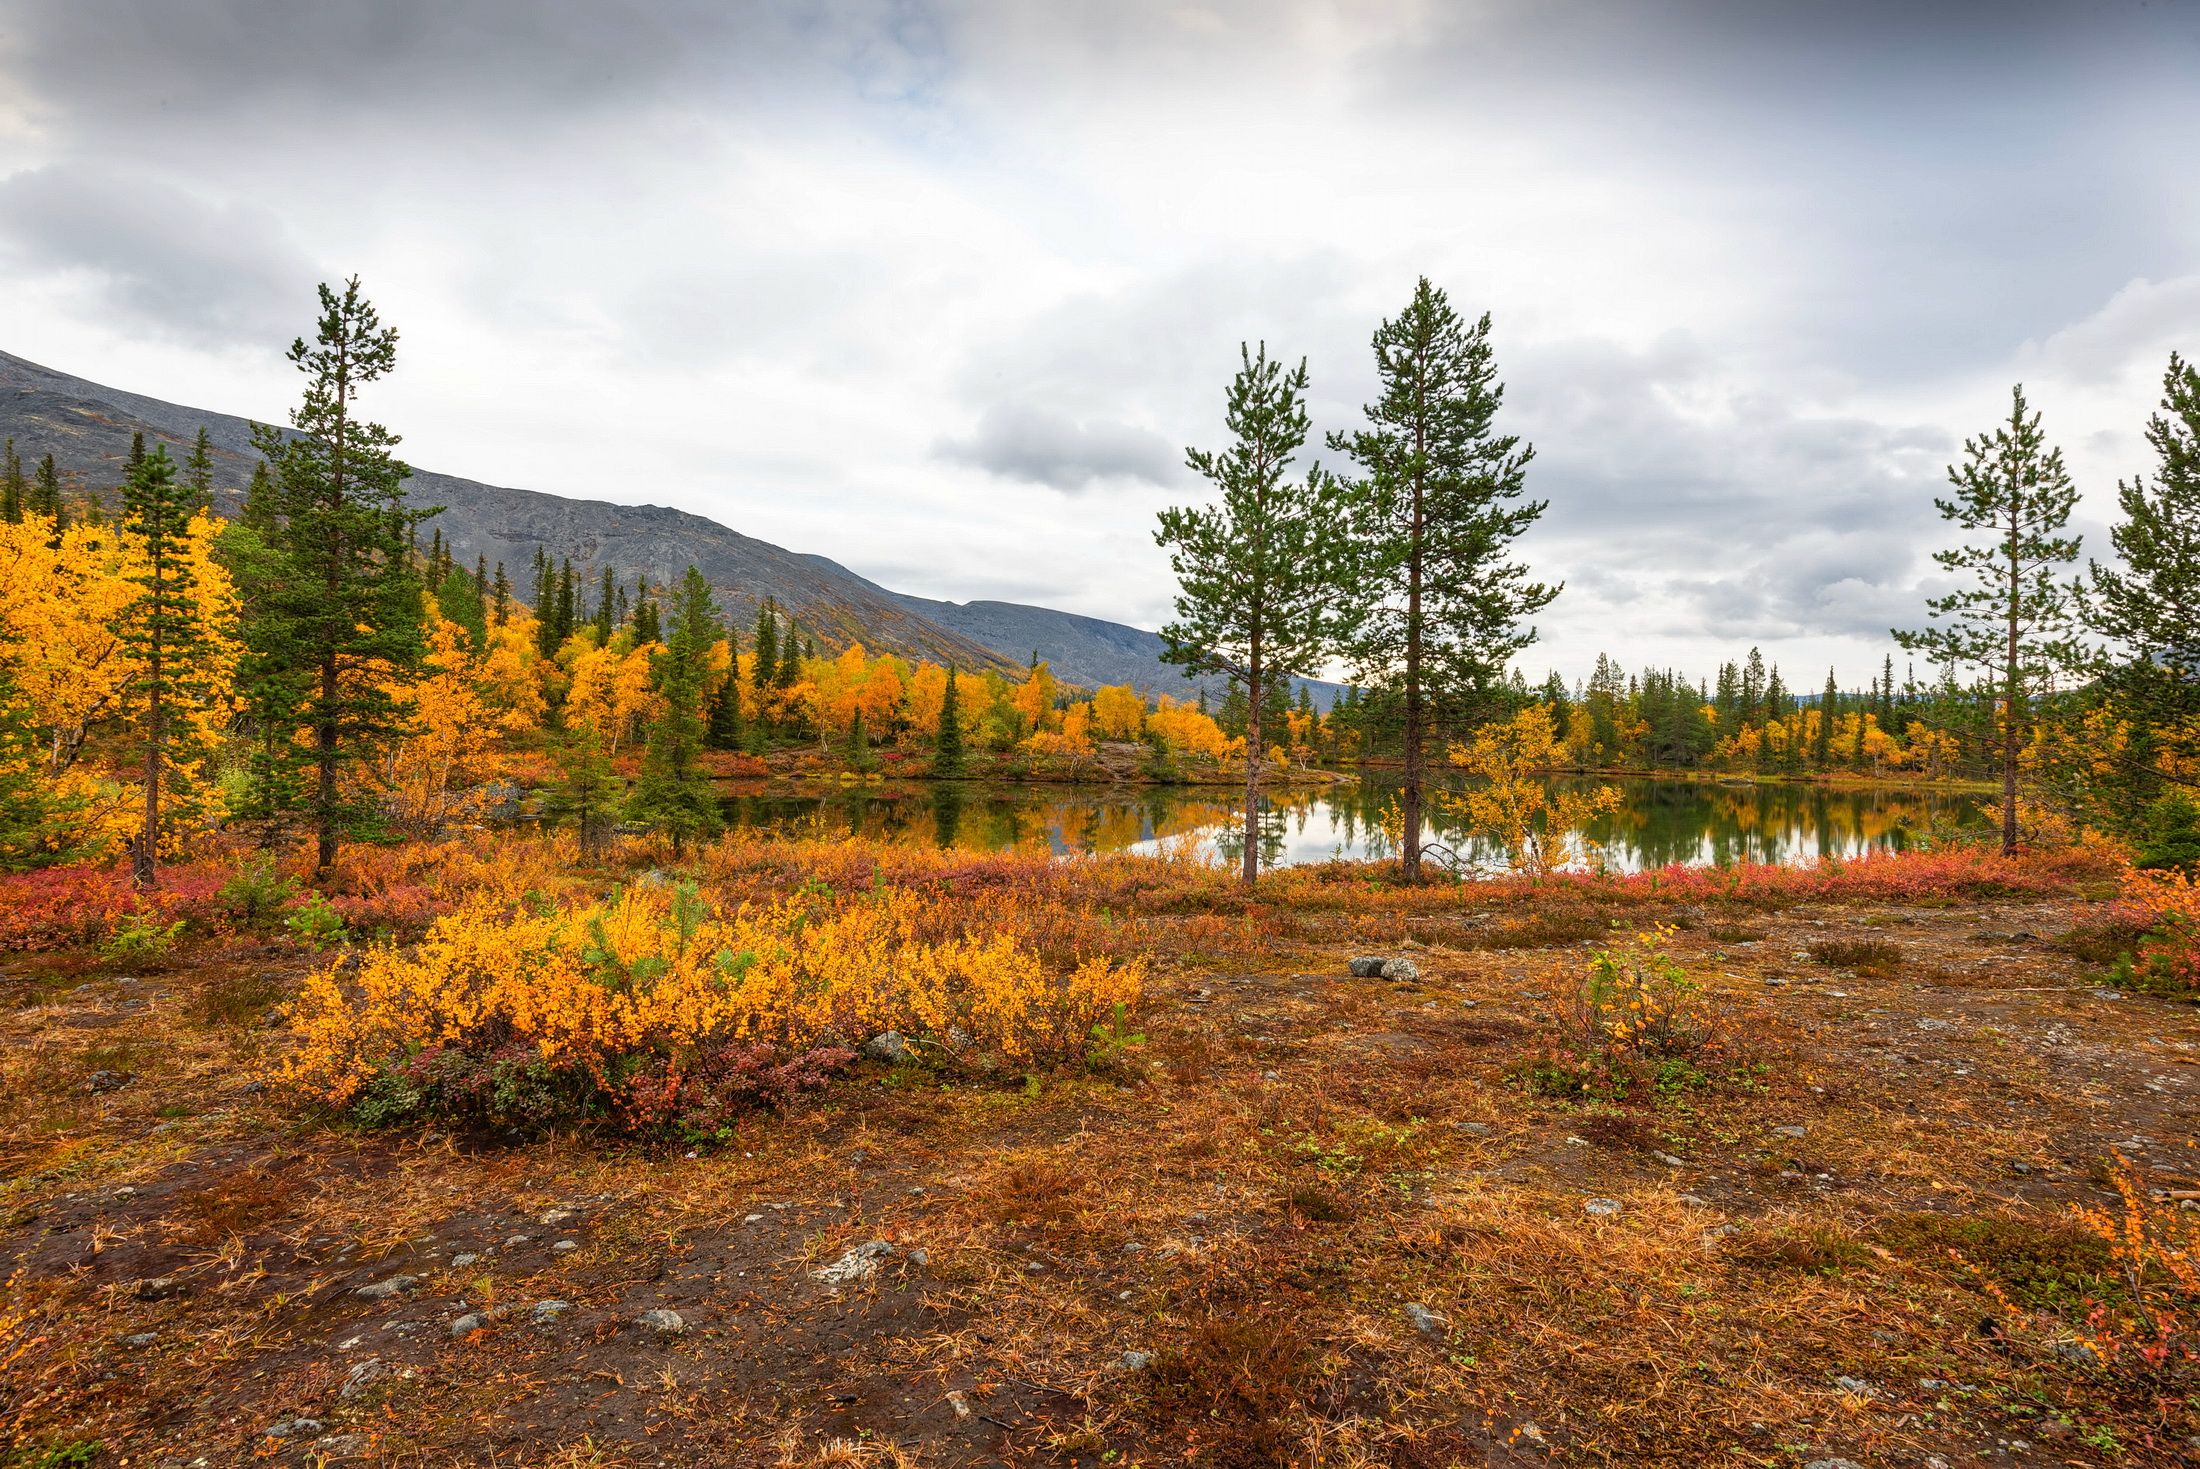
[
  {"x1": 2116, "y1": 864, "x2": 2200, "y2": 994},
  {"x1": 277, "y1": 877, "x2": 1145, "y2": 1136}
]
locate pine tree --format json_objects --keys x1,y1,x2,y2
[
  {"x1": 594, "y1": 566, "x2": 618, "y2": 643},
  {"x1": 933, "y1": 666, "x2": 967, "y2": 777},
  {"x1": 1896, "y1": 384, "x2": 2084, "y2": 854},
  {"x1": 1, "y1": 438, "x2": 24, "y2": 523},
  {"x1": 628, "y1": 566, "x2": 723, "y2": 853},
  {"x1": 1329, "y1": 280, "x2": 1553, "y2": 879},
  {"x1": 547, "y1": 725, "x2": 622, "y2": 860},
  {"x1": 843, "y1": 708, "x2": 873, "y2": 771},
  {"x1": 2087, "y1": 351, "x2": 2200, "y2": 792},
  {"x1": 775, "y1": 623, "x2": 801, "y2": 688},
  {"x1": 118, "y1": 446, "x2": 208, "y2": 889},
  {"x1": 32, "y1": 453, "x2": 64, "y2": 532},
  {"x1": 752, "y1": 602, "x2": 779, "y2": 697},
  {"x1": 1156, "y1": 343, "x2": 1355, "y2": 883},
  {"x1": 126, "y1": 431, "x2": 145, "y2": 473},
  {"x1": 491, "y1": 562, "x2": 511, "y2": 624},
  {"x1": 184, "y1": 426, "x2": 215, "y2": 513},
  {"x1": 1814, "y1": 668, "x2": 1838, "y2": 768},
  {"x1": 554, "y1": 558, "x2": 577, "y2": 647},
  {"x1": 237, "y1": 277, "x2": 430, "y2": 872},
  {"x1": 631, "y1": 579, "x2": 661, "y2": 645},
  {"x1": 706, "y1": 620, "x2": 745, "y2": 751}
]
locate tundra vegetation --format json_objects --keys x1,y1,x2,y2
[{"x1": 0, "y1": 283, "x2": 2195, "y2": 1465}]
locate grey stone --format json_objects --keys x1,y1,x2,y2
[
  {"x1": 353, "y1": 1275, "x2": 419, "y2": 1300},
  {"x1": 861, "y1": 1030, "x2": 909, "y2": 1063},
  {"x1": 1772, "y1": 1125, "x2": 1807, "y2": 1139},
  {"x1": 1582, "y1": 1197, "x2": 1623, "y2": 1217},
  {"x1": 265, "y1": 1418, "x2": 323, "y2": 1439},
  {"x1": 87, "y1": 1068, "x2": 136, "y2": 1092},
  {"x1": 528, "y1": 1299, "x2": 572, "y2": 1326},
  {"x1": 1402, "y1": 1302, "x2": 1447, "y2": 1338},
  {"x1": 120, "y1": 1332, "x2": 159, "y2": 1348},
  {"x1": 1380, "y1": 958, "x2": 1420, "y2": 983},
  {"x1": 450, "y1": 1313, "x2": 486, "y2": 1337},
  {"x1": 551, "y1": 1239, "x2": 578, "y2": 1253},
  {"x1": 2051, "y1": 1339, "x2": 2102, "y2": 1367},
  {"x1": 313, "y1": 1435, "x2": 373, "y2": 1458},
  {"x1": 1652, "y1": 1151, "x2": 1686, "y2": 1167},
  {"x1": 812, "y1": 1239, "x2": 895, "y2": 1286},
  {"x1": 1832, "y1": 1375, "x2": 1872, "y2": 1395},
  {"x1": 1119, "y1": 1349, "x2": 1153, "y2": 1371},
  {"x1": 450, "y1": 1252, "x2": 480, "y2": 1268},
  {"x1": 1347, "y1": 956, "x2": 1388, "y2": 978},
  {"x1": 337, "y1": 1358, "x2": 384, "y2": 1400},
  {"x1": 637, "y1": 1308, "x2": 687, "y2": 1335}
]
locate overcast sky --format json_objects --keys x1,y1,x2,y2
[{"x1": 3, "y1": 1, "x2": 2196, "y2": 688}]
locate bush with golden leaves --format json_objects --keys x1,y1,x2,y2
[{"x1": 277, "y1": 878, "x2": 1145, "y2": 1136}]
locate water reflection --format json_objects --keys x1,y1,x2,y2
[{"x1": 715, "y1": 776, "x2": 1988, "y2": 872}]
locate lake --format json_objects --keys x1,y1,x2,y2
[{"x1": 716, "y1": 774, "x2": 1991, "y2": 872}]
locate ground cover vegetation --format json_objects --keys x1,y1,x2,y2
[{"x1": 0, "y1": 277, "x2": 2197, "y2": 1465}]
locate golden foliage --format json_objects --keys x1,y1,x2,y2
[{"x1": 1442, "y1": 706, "x2": 1623, "y2": 876}]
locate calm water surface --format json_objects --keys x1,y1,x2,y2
[{"x1": 716, "y1": 775, "x2": 1990, "y2": 872}]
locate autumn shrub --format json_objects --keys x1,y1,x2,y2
[
  {"x1": 277, "y1": 878, "x2": 1145, "y2": 1137},
  {"x1": 1808, "y1": 937, "x2": 1903, "y2": 975},
  {"x1": 2113, "y1": 864, "x2": 2200, "y2": 995},
  {"x1": 1514, "y1": 927, "x2": 1737, "y2": 1102},
  {"x1": 2066, "y1": 1154, "x2": 2200, "y2": 1383},
  {"x1": 215, "y1": 856, "x2": 299, "y2": 929}
]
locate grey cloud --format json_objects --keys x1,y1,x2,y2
[
  {"x1": 0, "y1": 165, "x2": 319, "y2": 347},
  {"x1": 936, "y1": 404, "x2": 1180, "y2": 491}
]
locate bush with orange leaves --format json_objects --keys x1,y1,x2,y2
[
  {"x1": 277, "y1": 878, "x2": 1145, "y2": 1137},
  {"x1": 2066, "y1": 1154, "x2": 2200, "y2": 1386},
  {"x1": 1513, "y1": 926, "x2": 1745, "y2": 1103},
  {"x1": 2115, "y1": 864, "x2": 2200, "y2": 995}
]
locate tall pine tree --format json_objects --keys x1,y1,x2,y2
[
  {"x1": 238, "y1": 277, "x2": 430, "y2": 872},
  {"x1": 933, "y1": 666, "x2": 967, "y2": 777},
  {"x1": 628, "y1": 566, "x2": 724, "y2": 853},
  {"x1": 1329, "y1": 280, "x2": 1554, "y2": 879},
  {"x1": 1156, "y1": 343, "x2": 1355, "y2": 883},
  {"x1": 119, "y1": 446, "x2": 208, "y2": 889},
  {"x1": 1896, "y1": 385, "x2": 2084, "y2": 854},
  {"x1": 1, "y1": 438, "x2": 23, "y2": 523}
]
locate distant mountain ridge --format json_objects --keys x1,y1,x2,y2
[{"x1": 0, "y1": 348, "x2": 1343, "y2": 707}]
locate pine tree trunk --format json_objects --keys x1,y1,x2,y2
[
  {"x1": 316, "y1": 656, "x2": 339, "y2": 874},
  {"x1": 1242, "y1": 661, "x2": 1262, "y2": 885},
  {"x1": 135, "y1": 651, "x2": 160, "y2": 892},
  {"x1": 1400, "y1": 416, "x2": 1428, "y2": 882},
  {"x1": 2002, "y1": 504, "x2": 2021, "y2": 857}
]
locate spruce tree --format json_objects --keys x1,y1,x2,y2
[
  {"x1": 119, "y1": 446, "x2": 207, "y2": 889},
  {"x1": 752, "y1": 602, "x2": 779, "y2": 693},
  {"x1": 628, "y1": 566, "x2": 723, "y2": 853},
  {"x1": 844, "y1": 708, "x2": 873, "y2": 771},
  {"x1": 184, "y1": 426, "x2": 215, "y2": 513},
  {"x1": 1814, "y1": 669, "x2": 1838, "y2": 769},
  {"x1": 1329, "y1": 280, "x2": 1554, "y2": 879},
  {"x1": 1896, "y1": 385, "x2": 2084, "y2": 854},
  {"x1": 1156, "y1": 343, "x2": 1355, "y2": 883},
  {"x1": 775, "y1": 624, "x2": 801, "y2": 688},
  {"x1": 706, "y1": 620, "x2": 746, "y2": 751},
  {"x1": 2087, "y1": 351, "x2": 2200, "y2": 801},
  {"x1": 554, "y1": 558, "x2": 577, "y2": 647},
  {"x1": 547, "y1": 725, "x2": 622, "y2": 860},
  {"x1": 32, "y1": 453, "x2": 64, "y2": 530},
  {"x1": 933, "y1": 666, "x2": 967, "y2": 777},
  {"x1": 632, "y1": 580, "x2": 661, "y2": 645},
  {"x1": 594, "y1": 566, "x2": 618, "y2": 643},
  {"x1": 491, "y1": 562, "x2": 511, "y2": 624},
  {"x1": 1, "y1": 438, "x2": 24, "y2": 523},
  {"x1": 238, "y1": 277, "x2": 430, "y2": 872}
]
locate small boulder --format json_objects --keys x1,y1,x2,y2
[
  {"x1": 1583, "y1": 1197, "x2": 1623, "y2": 1217},
  {"x1": 1119, "y1": 1349, "x2": 1154, "y2": 1371},
  {"x1": 1402, "y1": 1302, "x2": 1447, "y2": 1339},
  {"x1": 812, "y1": 1239, "x2": 895, "y2": 1286},
  {"x1": 449, "y1": 1313, "x2": 486, "y2": 1338},
  {"x1": 1380, "y1": 958, "x2": 1420, "y2": 983},
  {"x1": 1347, "y1": 956, "x2": 1388, "y2": 978},
  {"x1": 353, "y1": 1275, "x2": 419, "y2": 1300},
  {"x1": 449, "y1": 1252, "x2": 480, "y2": 1269},
  {"x1": 528, "y1": 1299, "x2": 572, "y2": 1326},
  {"x1": 861, "y1": 1031, "x2": 909, "y2": 1064},
  {"x1": 637, "y1": 1308, "x2": 687, "y2": 1336},
  {"x1": 313, "y1": 1434, "x2": 372, "y2": 1458},
  {"x1": 1771, "y1": 1125, "x2": 1807, "y2": 1140},
  {"x1": 337, "y1": 1358, "x2": 384, "y2": 1400},
  {"x1": 265, "y1": 1417, "x2": 323, "y2": 1440},
  {"x1": 87, "y1": 1069, "x2": 136, "y2": 1093}
]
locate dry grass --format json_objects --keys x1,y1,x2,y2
[{"x1": 0, "y1": 838, "x2": 2191, "y2": 1466}]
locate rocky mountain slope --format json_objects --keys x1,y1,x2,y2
[{"x1": 0, "y1": 348, "x2": 1343, "y2": 703}]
